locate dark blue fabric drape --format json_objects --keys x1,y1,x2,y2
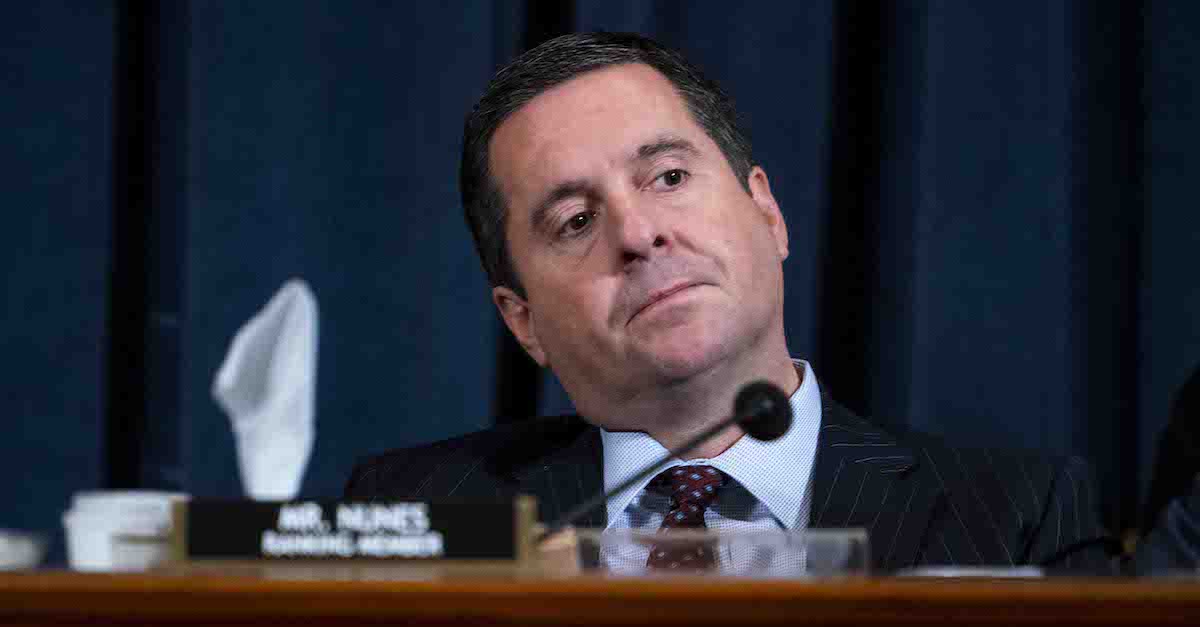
[
  {"x1": 177, "y1": 2, "x2": 515, "y2": 499},
  {"x1": 2, "y1": 3, "x2": 114, "y2": 561},
  {"x1": 4, "y1": 2, "x2": 1198, "y2": 559}
]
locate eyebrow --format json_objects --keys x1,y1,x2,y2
[
  {"x1": 635, "y1": 135, "x2": 700, "y2": 162},
  {"x1": 526, "y1": 135, "x2": 701, "y2": 235}
]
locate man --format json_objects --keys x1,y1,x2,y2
[{"x1": 345, "y1": 32, "x2": 1109, "y2": 572}]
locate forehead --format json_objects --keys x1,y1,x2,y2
[{"x1": 488, "y1": 63, "x2": 709, "y2": 213}]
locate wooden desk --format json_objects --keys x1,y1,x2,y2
[{"x1": 2, "y1": 571, "x2": 1200, "y2": 626}]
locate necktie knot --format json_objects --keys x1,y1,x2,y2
[{"x1": 654, "y1": 465, "x2": 726, "y2": 528}]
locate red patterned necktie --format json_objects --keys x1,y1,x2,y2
[{"x1": 646, "y1": 465, "x2": 727, "y2": 570}]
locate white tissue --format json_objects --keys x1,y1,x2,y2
[{"x1": 212, "y1": 279, "x2": 318, "y2": 500}]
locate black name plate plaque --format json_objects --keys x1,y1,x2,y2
[{"x1": 175, "y1": 497, "x2": 536, "y2": 562}]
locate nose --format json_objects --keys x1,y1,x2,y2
[{"x1": 609, "y1": 191, "x2": 667, "y2": 267}]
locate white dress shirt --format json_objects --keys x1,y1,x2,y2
[{"x1": 598, "y1": 360, "x2": 823, "y2": 572}]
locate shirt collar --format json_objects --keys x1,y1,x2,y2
[{"x1": 600, "y1": 359, "x2": 823, "y2": 529}]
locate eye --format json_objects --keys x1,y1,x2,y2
[
  {"x1": 568, "y1": 212, "x2": 590, "y2": 230},
  {"x1": 656, "y1": 169, "x2": 688, "y2": 188},
  {"x1": 560, "y1": 210, "x2": 595, "y2": 237}
]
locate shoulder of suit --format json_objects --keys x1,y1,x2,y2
[
  {"x1": 903, "y1": 427, "x2": 1089, "y2": 489},
  {"x1": 344, "y1": 415, "x2": 594, "y2": 498},
  {"x1": 822, "y1": 396, "x2": 1089, "y2": 496}
]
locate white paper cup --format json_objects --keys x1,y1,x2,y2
[
  {"x1": 0, "y1": 529, "x2": 47, "y2": 570},
  {"x1": 63, "y1": 491, "x2": 187, "y2": 571}
]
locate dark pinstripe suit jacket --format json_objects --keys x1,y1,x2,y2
[{"x1": 344, "y1": 396, "x2": 1108, "y2": 572}]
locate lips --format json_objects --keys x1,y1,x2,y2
[{"x1": 629, "y1": 281, "x2": 702, "y2": 324}]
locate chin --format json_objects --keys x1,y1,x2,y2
[
  {"x1": 637, "y1": 332, "x2": 735, "y2": 383},
  {"x1": 624, "y1": 301, "x2": 772, "y2": 384}
]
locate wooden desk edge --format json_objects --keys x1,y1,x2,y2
[{"x1": 3, "y1": 572, "x2": 1200, "y2": 625}]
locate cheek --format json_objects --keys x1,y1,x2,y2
[
  {"x1": 710, "y1": 212, "x2": 778, "y2": 285},
  {"x1": 530, "y1": 278, "x2": 613, "y2": 341},
  {"x1": 687, "y1": 205, "x2": 755, "y2": 268}
]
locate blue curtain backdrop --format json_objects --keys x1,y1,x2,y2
[
  {"x1": 4, "y1": 1, "x2": 1198, "y2": 560},
  {"x1": 2, "y1": 3, "x2": 114, "y2": 561}
]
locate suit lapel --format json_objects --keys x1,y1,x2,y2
[
  {"x1": 512, "y1": 421, "x2": 606, "y2": 528},
  {"x1": 809, "y1": 396, "x2": 943, "y2": 571}
]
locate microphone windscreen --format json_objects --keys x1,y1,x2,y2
[{"x1": 734, "y1": 381, "x2": 792, "y2": 441}]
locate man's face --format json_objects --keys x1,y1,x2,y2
[{"x1": 489, "y1": 63, "x2": 789, "y2": 423}]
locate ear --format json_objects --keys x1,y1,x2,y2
[
  {"x1": 492, "y1": 286, "x2": 547, "y2": 366},
  {"x1": 747, "y1": 166, "x2": 789, "y2": 260}
]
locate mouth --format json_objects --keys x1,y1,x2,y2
[{"x1": 629, "y1": 282, "x2": 702, "y2": 324}]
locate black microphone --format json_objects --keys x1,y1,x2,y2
[
  {"x1": 734, "y1": 381, "x2": 793, "y2": 441},
  {"x1": 538, "y1": 380, "x2": 792, "y2": 541}
]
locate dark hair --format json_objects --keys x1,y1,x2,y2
[{"x1": 460, "y1": 32, "x2": 754, "y2": 296}]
